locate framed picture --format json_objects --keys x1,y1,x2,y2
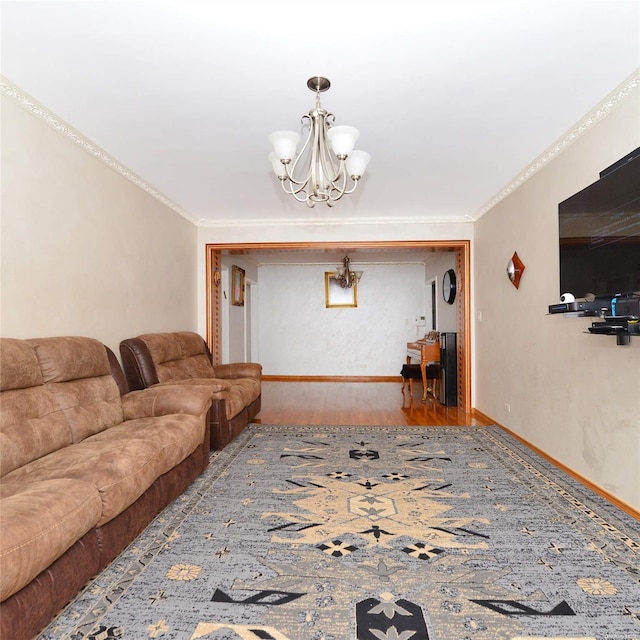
[
  {"x1": 325, "y1": 272, "x2": 357, "y2": 308},
  {"x1": 232, "y1": 265, "x2": 245, "y2": 306}
]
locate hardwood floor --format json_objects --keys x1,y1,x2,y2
[{"x1": 254, "y1": 380, "x2": 493, "y2": 426}]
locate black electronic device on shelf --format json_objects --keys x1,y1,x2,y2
[
  {"x1": 587, "y1": 312, "x2": 639, "y2": 345},
  {"x1": 547, "y1": 298, "x2": 610, "y2": 315}
]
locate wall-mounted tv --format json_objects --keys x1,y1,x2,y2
[{"x1": 558, "y1": 147, "x2": 640, "y2": 301}]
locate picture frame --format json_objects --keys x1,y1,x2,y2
[
  {"x1": 324, "y1": 272, "x2": 357, "y2": 308},
  {"x1": 232, "y1": 265, "x2": 245, "y2": 306}
]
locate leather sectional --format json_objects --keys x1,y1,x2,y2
[
  {"x1": 119, "y1": 331, "x2": 262, "y2": 450},
  {"x1": 0, "y1": 336, "x2": 214, "y2": 640}
]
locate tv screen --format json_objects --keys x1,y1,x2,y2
[{"x1": 559, "y1": 147, "x2": 640, "y2": 301}]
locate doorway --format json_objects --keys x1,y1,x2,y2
[
  {"x1": 426, "y1": 277, "x2": 438, "y2": 332},
  {"x1": 205, "y1": 240, "x2": 471, "y2": 413},
  {"x1": 244, "y1": 279, "x2": 258, "y2": 362}
]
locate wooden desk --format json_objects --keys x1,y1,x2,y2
[{"x1": 406, "y1": 340, "x2": 440, "y2": 401}]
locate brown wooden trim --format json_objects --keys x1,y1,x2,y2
[
  {"x1": 263, "y1": 375, "x2": 403, "y2": 383},
  {"x1": 205, "y1": 246, "x2": 222, "y2": 363},
  {"x1": 208, "y1": 240, "x2": 471, "y2": 252},
  {"x1": 455, "y1": 243, "x2": 471, "y2": 414},
  {"x1": 471, "y1": 409, "x2": 640, "y2": 521}
]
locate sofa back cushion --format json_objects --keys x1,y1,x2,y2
[
  {"x1": 30, "y1": 337, "x2": 124, "y2": 443},
  {"x1": 0, "y1": 337, "x2": 43, "y2": 391},
  {"x1": 139, "y1": 332, "x2": 215, "y2": 383},
  {"x1": 0, "y1": 337, "x2": 124, "y2": 477},
  {"x1": 0, "y1": 339, "x2": 70, "y2": 477}
]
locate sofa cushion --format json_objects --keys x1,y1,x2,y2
[
  {"x1": 28, "y1": 336, "x2": 112, "y2": 383},
  {"x1": 86, "y1": 412, "x2": 205, "y2": 471},
  {"x1": 46, "y1": 376, "x2": 124, "y2": 443},
  {"x1": 0, "y1": 339, "x2": 72, "y2": 477},
  {"x1": 154, "y1": 378, "x2": 258, "y2": 420},
  {"x1": 0, "y1": 386, "x2": 72, "y2": 477},
  {"x1": 31, "y1": 337, "x2": 124, "y2": 443},
  {"x1": 0, "y1": 337, "x2": 125, "y2": 476},
  {"x1": 0, "y1": 338, "x2": 43, "y2": 392},
  {"x1": 0, "y1": 479, "x2": 102, "y2": 601},
  {"x1": 2, "y1": 438, "x2": 168, "y2": 526},
  {"x1": 121, "y1": 385, "x2": 215, "y2": 422},
  {"x1": 218, "y1": 377, "x2": 261, "y2": 419},
  {"x1": 210, "y1": 362, "x2": 262, "y2": 380},
  {"x1": 138, "y1": 332, "x2": 216, "y2": 383}
]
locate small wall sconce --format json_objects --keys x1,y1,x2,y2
[{"x1": 507, "y1": 251, "x2": 526, "y2": 289}]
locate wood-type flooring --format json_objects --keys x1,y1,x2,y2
[{"x1": 255, "y1": 380, "x2": 492, "y2": 427}]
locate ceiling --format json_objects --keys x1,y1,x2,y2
[{"x1": 2, "y1": 0, "x2": 639, "y2": 230}]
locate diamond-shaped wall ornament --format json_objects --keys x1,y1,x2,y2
[{"x1": 507, "y1": 251, "x2": 526, "y2": 289}]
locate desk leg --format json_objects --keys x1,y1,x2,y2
[
  {"x1": 420, "y1": 362, "x2": 427, "y2": 402},
  {"x1": 404, "y1": 354, "x2": 411, "y2": 397}
]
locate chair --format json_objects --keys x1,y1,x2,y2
[
  {"x1": 402, "y1": 338, "x2": 440, "y2": 401},
  {"x1": 119, "y1": 331, "x2": 261, "y2": 450}
]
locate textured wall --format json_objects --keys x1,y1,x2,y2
[
  {"x1": 474, "y1": 92, "x2": 640, "y2": 510},
  {"x1": 1, "y1": 96, "x2": 198, "y2": 356},
  {"x1": 257, "y1": 263, "x2": 428, "y2": 376}
]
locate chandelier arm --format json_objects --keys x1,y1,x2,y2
[
  {"x1": 284, "y1": 117, "x2": 314, "y2": 188},
  {"x1": 324, "y1": 158, "x2": 350, "y2": 202},
  {"x1": 279, "y1": 178, "x2": 311, "y2": 203},
  {"x1": 318, "y1": 112, "x2": 343, "y2": 191},
  {"x1": 328, "y1": 174, "x2": 361, "y2": 201},
  {"x1": 309, "y1": 112, "x2": 323, "y2": 201}
]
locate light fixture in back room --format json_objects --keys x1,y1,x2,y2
[{"x1": 332, "y1": 255, "x2": 362, "y2": 289}]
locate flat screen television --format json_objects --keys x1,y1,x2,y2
[{"x1": 558, "y1": 146, "x2": 640, "y2": 301}]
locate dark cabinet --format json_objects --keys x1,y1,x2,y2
[{"x1": 439, "y1": 332, "x2": 457, "y2": 406}]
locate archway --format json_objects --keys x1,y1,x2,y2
[{"x1": 206, "y1": 240, "x2": 471, "y2": 413}]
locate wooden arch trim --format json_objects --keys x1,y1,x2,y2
[{"x1": 205, "y1": 240, "x2": 471, "y2": 413}]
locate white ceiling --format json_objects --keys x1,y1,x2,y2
[{"x1": 2, "y1": 0, "x2": 639, "y2": 229}]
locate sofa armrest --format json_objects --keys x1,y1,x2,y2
[
  {"x1": 210, "y1": 362, "x2": 262, "y2": 380},
  {"x1": 119, "y1": 338, "x2": 159, "y2": 391},
  {"x1": 121, "y1": 385, "x2": 213, "y2": 421}
]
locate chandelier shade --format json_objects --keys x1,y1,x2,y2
[
  {"x1": 268, "y1": 131, "x2": 300, "y2": 162},
  {"x1": 268, "y1": 77, "x2": 370, "y2": 207},
  {"x1": 326, "y1": 125, "x2": 359, "y2": 157}
]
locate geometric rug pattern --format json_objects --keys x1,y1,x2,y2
[{"x1": 39, "y1": 424, "x2": 640, "y2": 640}]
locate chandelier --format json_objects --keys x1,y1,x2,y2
[
  {"x1": 268, "y1": 76, "x2": 370, "y2": 207},
  {"x1": 333, "y1": 255, "x2": 363, "y2": 289}
]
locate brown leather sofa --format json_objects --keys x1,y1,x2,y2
[
  {"x1": 119, "y1": 331, "x2": 261, "y2": 450},
  {"x1": 0, "y1": 336, "x2": 213, "y2": 640}
]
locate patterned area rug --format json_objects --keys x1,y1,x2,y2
[{"x1": 40, "y1": 425, "x2": 640, "y2": 640}]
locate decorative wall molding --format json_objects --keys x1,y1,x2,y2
[
  {"x1": 197, "y1": 214, "x2": 474, "y2": 228},
  {"x1": 472, "y1": 69, "x2": 640, "y2": 221},
  {"x1": 1, "y1": 76, "x2": 198, "y2": 226}
]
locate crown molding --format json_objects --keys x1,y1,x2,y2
[
  {"x1": 196, "y1": 214, "x2": 474, "y2": 228},
  {"x1": 0, "y1": 76, "x2": 198, "y2": 226},
  {"x1": 472, "y1": 69, "x2": 640, "y2": 221}
]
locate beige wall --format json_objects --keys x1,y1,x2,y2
[
  {"x1": 474, "y1": 92, "x2": 640, "y2": 511},
  {"x1": 3, "y1": 80, "x2": 637, "y2": 511},
  {"x1": 0, "y1": 96, "x2": 199, "y2": 357}
]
